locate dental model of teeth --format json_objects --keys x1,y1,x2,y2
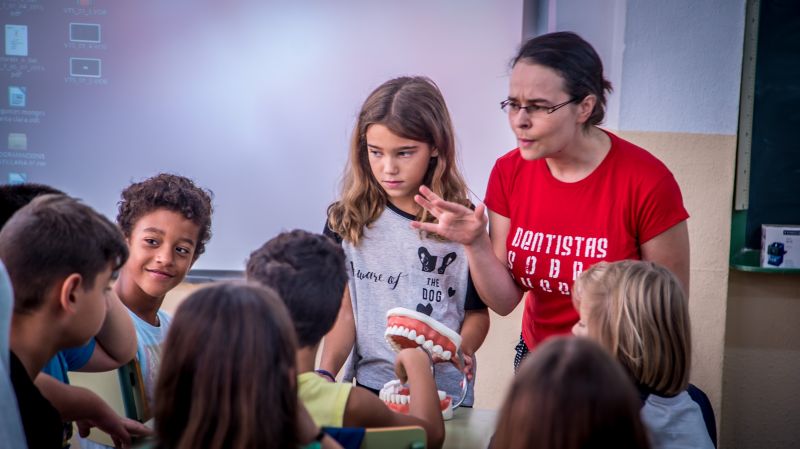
[
  {"x1": 379, "y1": 379, "x2": 454, "y2": 420},
  {"x1": 384, "y1": 307, "x2": 462, "y2": 363}
]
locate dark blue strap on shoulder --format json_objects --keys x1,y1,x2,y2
[
  {"x1": 687, "y1": 384, "x2": 717, "y2": 448},
  {"x1": 322, "y1": 426, "x2": 366, "y2": 449}
]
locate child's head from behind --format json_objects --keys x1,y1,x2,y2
[
  {"x1": 0, "y1": 183, "x2": 64, "y2": 228},
  {"x1": 330, "y1": 76, "x2": 470, "y2": 243},
  {"x1": 0, "y1": 194, "x2": 128, "y2": 344},
  {"x1": 493, "y1": 336, "x2": 650, "y2": 449},
  {"x1": 116, "y1": 174, "x2": 213, "y2": 300},
  {"x1": 573, "y1": 260, "x2": 690, "y2": 396},
  {"x1": 155, "y1": 282, "x2": 298, "y2": 449},
  {"x1": 246, "y1": 229, "x2": 347, "y2": 348}
]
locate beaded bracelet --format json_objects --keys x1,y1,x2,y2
[{"x1": 315, "y1": 369, "x2": 336, "y2": 382}]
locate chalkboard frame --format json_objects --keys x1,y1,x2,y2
[{"x1": 730, "y1": 0, "x2": 800, "y2": 273}]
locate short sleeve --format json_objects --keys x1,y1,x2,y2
[
  {"x1": 464, "y1": 270, "x2": 487, "y2": 310},
  {"x1": 61, "y1": 338, "x2": 96, "y2": 371},
  {"x1": 322, "y1": 220, "x2": 343, "y2": 245},
  {"x1": 484, "y1": 161, "x2": 510, "y2": 218},
  {"x1": 637, "y1": 172, "x2": 690, "y2": 244}
]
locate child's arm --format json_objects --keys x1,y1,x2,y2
[
  {"x1": 35, "y1": 373, "x2": 153, "y2": 447},
  {"x1": 79, "y1": 290, "x2": 138, "y2": 372},
  {"x1": 342, "y1": 349, "x2": 445, "y2": 449},
  {"x1": 319, "y1": 286, "x2": 355, "y2": 378},
  {"x1": 459, "y1": 308, "x2": 490, "y2": 381}
]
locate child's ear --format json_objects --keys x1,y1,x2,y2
[
  {"x1": 57, "y1": 273, "x2": 83, "y2": 314},
  {"x1": 431, "y1": 147, "x2": 439, "y2": 158}
]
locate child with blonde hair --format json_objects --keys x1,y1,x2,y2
[{"x1": 572, "y1": 260, "x2": 716, "y2": 449}]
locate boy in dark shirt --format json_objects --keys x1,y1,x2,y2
[{"x1": 1, "y1": 194, "x2": 128, "y2": 449}]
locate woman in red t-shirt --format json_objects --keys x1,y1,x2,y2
[{"x1": 412, "y1": 31, "x2": 689, "y2": 370}]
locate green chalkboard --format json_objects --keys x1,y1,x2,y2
[{"x1": 744, "y1": 0, "x2": 800, "y2": 249}]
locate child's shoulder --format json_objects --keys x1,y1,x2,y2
[{"x1": 129, "y1": 309, "x2": 172, "y2": 340}]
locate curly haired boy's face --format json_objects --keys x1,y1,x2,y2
[{"x1": 119, "y1": 208, "x2": 200, "y2": 301}]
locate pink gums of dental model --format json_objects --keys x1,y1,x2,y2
[
  {"x1": 384, "y1": 307, "x2": 462, "y2": 363},
  {"x1": 379, "y1": 379, "x2": 454, "y2": 420}
]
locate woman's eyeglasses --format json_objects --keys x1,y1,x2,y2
[{"x1": 500, "y1": 97, "x2": 579, "y2": 115}]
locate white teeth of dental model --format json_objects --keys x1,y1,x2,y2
[
  {"x1": 384, "y1": 322, "x2": 453, "y2": 361},
  {"x1": 385, "y1": 307, "x2": 463, "y2": 349},
  {"x1": 379, "y1": 384, "x2": 448, "y2": 406}
]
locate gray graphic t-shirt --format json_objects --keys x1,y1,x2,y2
[{"x1": 326, "y1": 203, "x2": 485, "y2": 406}]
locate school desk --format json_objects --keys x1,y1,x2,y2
[{"x1": 444, "y1": 407, "x2": 498, "y2": 449}]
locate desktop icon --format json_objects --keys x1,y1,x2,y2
[
  {"x1": 8, "y1": 86, "x2": 26, "y2": 108},
  {"x1": 69, "y1": 57, "x2": 101, "y2": 77},
  {"x1": 8, "y1": 173, "x2": 27, "y2": 185},
  {"x1": 4, "y1": 24, "x2": 28, "y2": 56},
  {"x1": 7, "y1": 133, "x2": 27, "y2": 151},
  {"x1": 69, "y1": 23, "x2": 101, "y2": 43}
]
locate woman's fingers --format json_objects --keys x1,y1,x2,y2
[
  {"x1": 414, "y1": 194, "x2": 439, "y2": 218},
  {"x1": 473, "y1": 202, "x2": 486, "y2": 219},
  {"x1": 410, "y1": 220, "x2": 439, "y2": 233}
]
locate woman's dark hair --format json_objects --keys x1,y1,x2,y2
[
  {"x1": 117, "y1": 173, "x2": 213, "y2": 260},
  {"x1": 513, "y1": 31, "x2": 612, "y2": 127},
  {"x1": 154, "y1": 282, "x2": 299, "y2": 449},
  {"x1": 491, "y1": 336, "x2": 651, "y2": 449}
]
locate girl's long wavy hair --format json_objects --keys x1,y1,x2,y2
[
  {"x1": 575, "y1": 260, "x2": 691, "y2": 396},
  {"x1": 327, "y1": 76, "x2": 470, "y2": 245},
  {"x1": 154, "y1": 282, "x2": 299, "y2": 449}
]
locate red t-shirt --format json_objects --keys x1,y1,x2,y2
[{"x1": 484, "y1": 130, "x2": 689, "y2": 349}]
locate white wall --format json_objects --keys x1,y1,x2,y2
[{"x1": 619, "y1": 0, "x2": 745, "y2": 134}]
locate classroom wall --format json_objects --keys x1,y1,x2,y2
[{"x1": 721, "y1": 271, "x2": 800, "y2": 449}]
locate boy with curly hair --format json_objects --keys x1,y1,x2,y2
[
  {"x1": 82, "y1": 173, "x2": 213, "y2": 449},
  {"x1": 117, "y1": 173, "x2": 213, "y2": 404}
]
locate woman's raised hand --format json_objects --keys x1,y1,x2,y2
[{"x1": 412, "y1": 185, "x2": 488, "y2": 246}]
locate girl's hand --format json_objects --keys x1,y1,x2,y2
[
  {"x1": 461, "y1": 354, "x2": 474, "y2": 382},
  {"x1": 452, "y1": 353, "x2": 475, "y2": 382},
  {"x1": 394, "y1": 348, "x2": 432, "y2": 384},
  {"x1": 411, "y1": 186, "x2": 488, "y2": 246}
]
